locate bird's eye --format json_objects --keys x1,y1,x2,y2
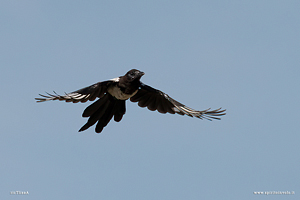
[{"x1": 129, "y1": 72, "x2": 135, "y2": 78}]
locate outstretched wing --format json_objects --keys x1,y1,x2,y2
[
  {"x1": 35, "y1": 80, "x2": 115, "y2": 103},
  {"x1": 130, "y1": 83, "x2": 226, "y2": 120}
]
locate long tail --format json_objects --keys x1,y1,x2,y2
[{"x1": 79, "y1": 94, "x2": 126, "y2": 133}]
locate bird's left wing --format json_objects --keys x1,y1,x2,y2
[
  {"x1": 130, "y1": 83, "x2": 226, "y2": 120},
  {"x1": 35, "y1": 80, "x2": 115, "y2": 103}
]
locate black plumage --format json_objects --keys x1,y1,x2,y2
[{"x1": 36, "y1": 69, "x2": 226, "y2": 133}]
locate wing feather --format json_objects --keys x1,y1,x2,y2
[
  {"x1": 35, "y1": 81, "x2": 114, "y2": 103},
  {"x1": 130, "y1": 83, "x2": 226, "y2": 120}
]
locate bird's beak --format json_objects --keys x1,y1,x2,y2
[{"x1": 139, "y1": 71, "x2": 145, "y2": 76}]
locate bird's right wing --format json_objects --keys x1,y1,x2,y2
[
  {"x1": 35, "y1": 80, "x2": 115, "y2": 103},
  {"x1": 130, "y1": 83, "x2": 226, "y2": 120}
]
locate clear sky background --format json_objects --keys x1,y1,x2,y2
[{"x1": 1, "y1": 1, "x2": 299, "y2": 199}]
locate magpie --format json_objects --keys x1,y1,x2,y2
[{"x1": 36, "y1": 69, "x2": 226, "y2": 133}]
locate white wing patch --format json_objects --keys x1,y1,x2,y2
[
  {"x1": 35, "y1": 91, "x2": 91, "y2": 102},
  {"x1": 110, "y1": 77, "x2": 120, "y2": 82},
  {"x1": 65, "y1": 92, "x2": 91, "y2": 101}
]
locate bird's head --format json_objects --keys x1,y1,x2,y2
[{"x1": 125, "y1": 69, "x2": 145, "y2": 82}]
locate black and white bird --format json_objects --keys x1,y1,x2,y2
[{"x1": 36, "y1": 69, "x2": 226, "y2": 133}]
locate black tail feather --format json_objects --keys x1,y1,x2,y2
[
  {"x1": 82, "y1": 94, "x2": 110, "y2": 117},
  {"x1": 78, "y1": 99, "x2": 110, "y2": 132},
  {"x1": 79, "y1": 94, "x2": 126, "y2": 133},
  {"x1": 114, "y1": 100, "x2": 126, "y2": 122},
  {"x1": 95, "y1": 101, "x2": 115, "y2": 133}
]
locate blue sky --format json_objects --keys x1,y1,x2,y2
[{"x1": 1, "y1": 0, "x2": 299, "y2": 199}]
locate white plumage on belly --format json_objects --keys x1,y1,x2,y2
[{"x1": 107, "y1": 86, "x2": 138, "y2": 100}]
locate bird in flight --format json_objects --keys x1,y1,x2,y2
[{"x1": 36, "y1": 69, "x2": 226, "y2": 133}]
